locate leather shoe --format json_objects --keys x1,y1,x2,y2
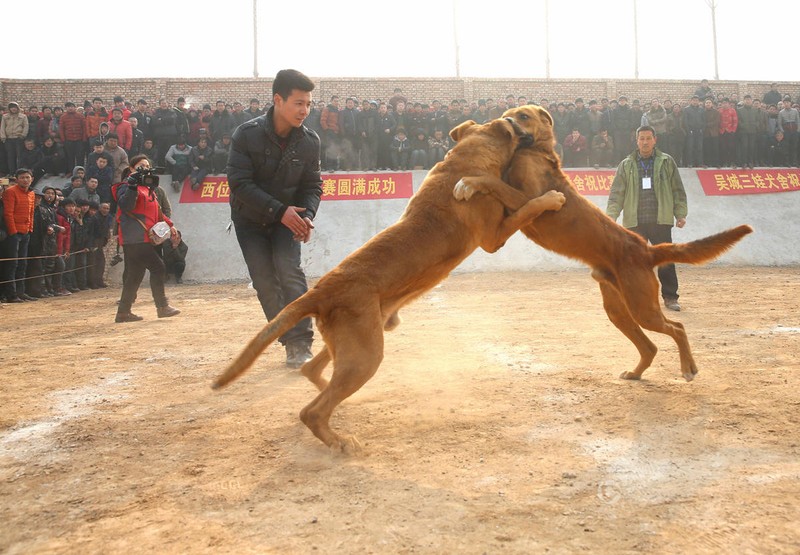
[
  {"x1": 157, "y1": 305, "x2": 181, "y2": 318},
  {"x1": 286, "y1": 342, "x2": 313, "y2": 368},
  {"x1": 664, "y1": 298, "x2": 681, "y2": 312},
  {"x1": 20, "y1": 294, "x2": 39, "y2": 301},
  {"x1": 115, "y1": 312, "x2": 144, "y2": 323}
]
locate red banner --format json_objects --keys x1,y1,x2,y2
[
  {"x1": 178, "y1": 173, "x2": 414, "y2": 203},
  {"x1": 563, "y1": 170, "x2": 617, "y2": 196},
  {"x1": 697, "y1": 169, "x2": 800, "y2": 195}
]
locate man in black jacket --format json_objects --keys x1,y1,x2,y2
[{"x1": 227, "y1": 69, "x2": 322, "y2": 368}]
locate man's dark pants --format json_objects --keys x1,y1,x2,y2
[
  {"x1": 5, "y1": 138, "x2": 23, "y2": 174},
  {"x1": 64, "y1": 140, "x2": 85, "y2": 172},
  {"x1": 118, "y1": 242, "x2": 168, "y2": 313},
  {"x1": 2, "y1": 232, "x2": 31, "y2": 298},
  {"x1": 629, "y1": 223, "x2": 679, "y2": 301},
  {"x1": 233, "y1": 215, "x2": 313, "y2": 347}
]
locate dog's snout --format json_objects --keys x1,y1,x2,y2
[
  {"x1": 518, "y1": 133, "x2": 534, "y2": 148},
  {"x1": 505, "y1": 116, "x2": 535, "y2": 148}
]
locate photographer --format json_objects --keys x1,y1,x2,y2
[{"x1": 112, "y1": 154, "x2": 180, "y2": 323}]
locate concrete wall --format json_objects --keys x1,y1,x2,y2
[{"x1": 123, "y1": 169, "x2": 797, "y2": 284}]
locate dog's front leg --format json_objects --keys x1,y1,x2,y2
[
  {"x1": 484, "y1": 191, "x2": 566, "y2": 252},
  {"x1": 454, "y1": 176, "x2": 529, "y2": 210}
]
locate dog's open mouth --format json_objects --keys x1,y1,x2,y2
[{"x1": 505, "y1": 117, "x2": 534, "y2": 148}]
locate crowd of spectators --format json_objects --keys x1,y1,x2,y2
[{"x1": 1, "y1": 81, "x2": 798, "y2": 303}]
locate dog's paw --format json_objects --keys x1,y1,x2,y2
[
  {"x1": 619, "y1": 371, "x2": 642, "y2": 380},
  {"x1": 453, "y1": 178, "x2": 476, "y2": 201},
  {"x1": 682, "y1": 363, "x2": 698, "y2": 382},
  {"x1": 330, "y1": 434, "x2": 363, "y2": 456},
  {"x1": 543, "y1": 190, "x2": 566, "y2": 211}
]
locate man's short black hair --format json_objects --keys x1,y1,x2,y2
[
  {"x1": 61, "y1": 198, "x2": 76, "y2": 207},
  {"x1": 636, "y1": 125, "x2": 657, "y2": 138},
  {"x1": 272, "y1": 69, "x2": 315, "y2": 100},
  {"x1": 92, "y1": 97, "x2": 103, "y2": 103},
  {"x1": 106, "y1": 133, "x2": 119, "y2": 140},
  {"x1": 113, "y1": 95, "x2": 124, "y2": 103},
  {"x1": 15, "y1": 168, "x2": 33, "y2": 177}
]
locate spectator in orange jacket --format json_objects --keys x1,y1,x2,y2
[
  {"x1": 2, "y1": 169, "x2": 37, "y2": 302},
  {"x1": 109, "y1": 108, "x2": 133, "y2": 152}
]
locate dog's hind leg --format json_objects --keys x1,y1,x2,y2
[
  {"x1": 615, "y1": 271, "x2": 698, "y2": 382},
  {"x1": 299, "y1": 307, "x2": 385, "y2": 453},
  {"x1": 301, "y1": 346, "x2": 332, "y2": 391},
  {"x1": 593, "y1": 273, "x2": 658, "y2": 380}
]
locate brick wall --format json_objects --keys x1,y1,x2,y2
[{"x1": 2, "y1": 77, "x2": 798, "y2": 109}]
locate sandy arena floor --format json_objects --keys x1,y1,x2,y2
[{"x1": 1, "y1": 266, "x2": 798, "y2": 554}]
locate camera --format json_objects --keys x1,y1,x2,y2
[
  {"x1": 109, "y1": 254, "x2": 123, "y2": 266},
  {"x1": 127, "y1": 167, "x2": 163, "y2": 190}
]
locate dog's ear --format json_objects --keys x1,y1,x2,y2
[
  {"x1": 539, "y1": 107, "x2": 554, "y2": 128},
  {"x1": 450, "y1": 120, "x2": 477, "y2": 142}
]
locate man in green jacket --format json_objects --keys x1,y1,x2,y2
[{"x1": 606, "y1": 125, "x2": 688, "y2": 311}]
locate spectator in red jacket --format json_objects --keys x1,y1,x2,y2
[
  {"x1": 59, "y1": 102, "x2": 87, "y2": 171},
  {"x1": 109, "y1": 108, "x2": 133, "y2": 152}
]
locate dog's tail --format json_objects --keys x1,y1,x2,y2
[
  {"x1": 650, "y1": 224, "x2": 753, "y2": 267},
  {"x1": 211, "y1": 295, "x2": 317, "y2": 390}
]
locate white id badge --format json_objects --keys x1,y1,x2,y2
[{"x1": 642, "y1": 177, "x2": 652, "y2": 190}]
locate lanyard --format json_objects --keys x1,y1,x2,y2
[{"x1": 637, "y1": 155, "x2": 654, "y2": 178}]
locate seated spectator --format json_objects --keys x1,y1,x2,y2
[
  {"x1": 189, "y1": 137, "x2": 214, "y2": 190},
  {"x1": 87, "y1": 139, "x2": 114, "y2": 169},
  {"x1": 409, "y1": 128, "x2": 429, "y2": 170},
  {"x1": 141, "y1": 139, "x2": 158, "y2": 167},
  {"x1": 427, "y1": 129, "x2": 451, "y2": 167},
  {"x1": 103, "y1": 133, "x2": 129, "y2": 183},
  {"x1": 590, "y1": 129, "x2": 615, "y2": 168},
  {"x1": 213, "y1": 132, "x2": 232, "y2": 174},
  {"x1": 85, "y1": 155, "x2": 114, "y2": 204},
  {"x1": 69, "y1": 176, "x2": 101, "y2": 205},
  {"x1": 563, "y1": 128, "x2": 588, "y2": 167},
  {"x1": 19, "y1": 139, "x2": 45, "y2": 184},
  {"x1": 767, "y1": 130, "x2": 789, "y2": 167},
  {"x1": 39, "y1": 136, "x2": 66, "y2": 177},
  {"x1": 162, "y1": 229, "x2": 188, "y2": 284},
  {"x1": 62, "y1": 174, "x2": 84, "y2": 199},
  {"x1": 390, "y1": 128, "x2": 410, "y2": 170},
  {"x1": 165, "y1": 137, "x2": 192, "y2": 192}
]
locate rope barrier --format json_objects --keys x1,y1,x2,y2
[{"x1": 0, "y1": 247, "x2": 105, "y2": 287}]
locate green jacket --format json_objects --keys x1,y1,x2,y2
[{"x1": 606, "y1": 149, "x2": 688, "y2": 228}]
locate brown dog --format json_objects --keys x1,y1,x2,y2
[
  {"x1": 213, "y1": 114, "x2": 566, "y2": 452},
  {"x1": 454, "y1": 104, "x2": 752, "y2": 382}
]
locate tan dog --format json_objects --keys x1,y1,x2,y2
[
  {"x1": 454, "y1": 104, "x2": 752, "y2": 382},
  {"x1": 213, "y1": 114, "x2": 566, "y2": 452}
]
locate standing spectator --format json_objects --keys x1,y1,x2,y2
[
  {"x1": 304, "y1": 100, "x2": 324, "y2": 139},
  {"x1": 87, "y1": 201, "x2": 111, "y2": 288},
  {"x1": 245, "y1": 98, "x2": 263, "y2": 118},
  {"x1": 35, "y1": 107, "x2": 54, "y2": 145},
  {"x1": 151, "y1": 98, "x2": 182, "y2": 167},
  {"x1": 104, "y1": 133, "x2": 129, "y2": 183},
  {"x1": 590, "y1": 129, "x2": 615, "y2": 168},
  {"x1": 109, "y1": 108, "x2": 133, "y2": 152},
  {"x1": 606, "y1": 126, "x2": 687, "y2": 312},
  {"x1": 682, "y1": 95, "x2": 705, "y2": 167},
  {"x1": 394, "y1": 101, "x2": 412, "y2": 138},
  {"x1": 53, "y1": 191, "x2": 72, "y2": 295},
  {"x1": 130, "y1": 99, "x2": 152, "y2": 140},
  {"x1": 777, "y1": 97, "x2": 800, "y2": 167},
  {"x1": 563, "y1": 128, "x2": 589, "y2": 167},
  {"x1": 227, "y1": 69, "x2": 321, "y2": 367},
  {"x1": 1, "y1": 103, "x2": 29, "y2": 174},
  {"x1": 165, "y1": 138, "x2": 192, "y2": 191},
  {"x1": 84, "y1": 97, "x2": 108, "y2": 146},
  {"x1": 70, "y1": 199, "x2": 91, "y2": 291},
  {"x1": 59, "y1": 102, "x2": 87, "y2": 171},
  {"x1": 2, "y1": 169, "x2": 37, "y2": 302},
  {"x1": 376, "y1": 102, "x2": 396, "y2": 170},
  {"x1": 339, "y1": 97, "x2": 360, "y2": 171},
  {"x1": 763, "y1": 83, "x2": 782, "y2": 107},
  {"x1": 129, "y1": 117, "x2": 145, "y2": 156},
  {"x1": 610, "y1": 96, "x2": 637, "y2": 164},
  {"x1": 49, "y1": 106, "x2": 64, "y2": 144},
  {"x1": 231, "y1": 101, "x2": 249, "y2": 128},
  {"x1": 703, "y1": 98, "x2": 721, "y2": 167},
  {"x1": 642, "y1": 99, "x2": 668, "y2": 138},
  {"x1": 736, "y1": 95, "x2": 759, "y2": 169},
  {"x1": 358, "y1": 100, "x2": 378, "y2": 171},
  {"x1": 694, "y1": 79, "x2": 715, "y2": 101},
  {"x1": 24, "y1": 190, "x2": 49, "y2": 298},
  {"x1": 753, "y1": 99, "x2": 769, "y2": 165},
  {"x1": 213, "y1": 132, "x2": 232, "y2": 174},
  {"x1": 26, "y1": 106, "x2": 40, "y2": 142},
  {"x1": 189, "y1": 137, "x2": 214, "y2": 190},
  {"x1": 209, "y1": 100, "x2": 236, "y2": 144},
  {"x1": 162, "y1": 229, "x2": 188, "y2": 284},
  {"x1": 113, "y1": 155, "x2": 180, "y2": 323},
  {"x1": 571, "y1": 98, "x2": 591, "y2": 140},
  {"x1": 108, "y1": 96, "x2": 131, "y2": 120},
  {"x1": 552, "y1": 103, "x2": 572, "y2": 145},
  {"x1": 39, "y1": 186, "x2": 63, "y2": 296},
  {"x1": 320, "y1": 96, "x2": 341, "y2": 171},
  {"x1": 665, "y1": 104, "x2": 686, "y2": 166},
  {"x1": 87, "y1": 139, "x2": 113, "y2": 169},
  {"x1": 718, "y1": 98, "x2": 739, "y2": 167}
]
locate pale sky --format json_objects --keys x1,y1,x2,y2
[{"x1": 3, "y1": 0, "x2": 796, "y2": 83}]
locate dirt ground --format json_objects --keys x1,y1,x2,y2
[{"x1": 1, "y1": 266, "x2": 798, "y2": 554}]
